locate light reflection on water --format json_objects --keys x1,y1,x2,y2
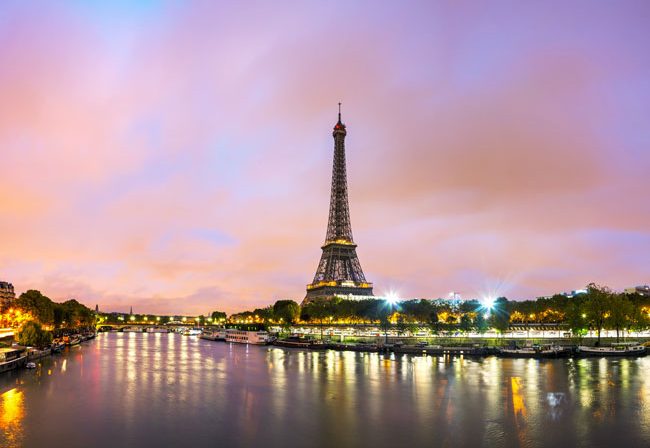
[{"x1": 0, "y1": 333, "x2": 649, "y2": 447}]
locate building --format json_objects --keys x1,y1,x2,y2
[
  {"x1": 624, "y1": 285, "x2": 650, "y2": 297},
  {"x1": 304, "y1": 106, "x2": 373, "y2": 303},
  {"x1": 0, "y1": 281, "x2": 16, "y2": 306}
]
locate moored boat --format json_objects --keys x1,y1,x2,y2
[
  {"x1": 497, "y1": 344, "x2": 571, "y2": 359},
  {"x1": 51, "y1": 341, "x2": 65, "y2": 353},
  {"x1": 27, "y1": 347, "x2": 52, "y2": 361},
  {"x1": 64, "y1": 335, "x2": 82, "y2": 346},
  {"x1": 577, "y1": 342, "x2": 646, "y2": 357},
  {"x1": 395, "y1": 344, "x2": 494, "y2": 357},
  {"x1": 324, "y1": 342, "x2": 380, "y2": 353},
  {"x1": 0, "y1": 347, "x2": 27, "y2": 373},
  {"x1": 225, "y1": 329, "x2": 272, "y2": 345},
  {"x1": 273, "y1": 336, "x2": 313, "y2": 348},
  {"x1": 199, "y1": 329, "x2": 226, "y2": 341}
]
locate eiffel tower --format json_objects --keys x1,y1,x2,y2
[{"x1": 305, "y1": 105, "x2": 373, "y2": 302}]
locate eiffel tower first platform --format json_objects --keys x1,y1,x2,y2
[{"x1": 304, "y1": 106, "x2": 373, "y2": 302}]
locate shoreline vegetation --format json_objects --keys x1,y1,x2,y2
[{"x1": 2, "y1": 283, "x2": 650, "y2": 372}]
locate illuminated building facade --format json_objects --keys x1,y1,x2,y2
[
  {"x1": 624, "y1": 285, "x2": 650, "y2": 297},
  {"x1": 0, "y1": 281, "x2": 15, "y2": 306},
  {"x1": 305, "y1": 106, "x2": 373, "y2": 302}
]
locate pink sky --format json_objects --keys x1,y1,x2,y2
[{"x1": 1, "y1": 1, "x2": 649, "y2": 314}]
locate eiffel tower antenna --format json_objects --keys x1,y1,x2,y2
[{"x1": 304, "y1": 106, "x2": 373, "y2": 302}]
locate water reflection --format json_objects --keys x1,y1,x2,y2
[
  {"x1": 0, "y1": 388, "x2": 24, "y2": 448},
  {"x1": 0, "y1": 334, "x2": 649, "y2": 447}
]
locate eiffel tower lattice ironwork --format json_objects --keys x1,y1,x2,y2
[{"x1": 305, "y1": 105, "x2": 373, "y2": 301}]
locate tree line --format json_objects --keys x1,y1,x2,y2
[{"x1": 228, "y1": 284, "x2": 650, "y2": 342}]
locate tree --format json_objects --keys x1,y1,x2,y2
[
  {"x1": 459, "y1": 314, "x2": 473, "y2": 337},
  {"x1": 15, "y1": 290, "x2": 54, "y2": 325},
  {"x1": 607, "y1": 294, "x2": 633, "y2": 342},
  {"x1": 211, "y1": 311, "x2": 227, "y2": 323},
  {"x1": 427, "y1": 309, "x2": 442, "y2": 337},
  {"x1": 273, "y1": 300, "x2": 301, "y2": 327},
  {"x1": 379, "y1": 312, "x2": 391, "y2": 344},
  {"x1": 629, "y1": 304, "x2": 650, "y2": 336},
  {"x1": 301, "y1": 299, "x2": 333, "y2": 340},
  {"x1": 584, "y1": 283, "x2": 611, "y2": 346},
  {"x1": 17, "y1": 321, "x2": 52, "y2": 348},
  {"x1": 396, "y1": 314, "x2": 407, "y2": 336},
  {"x1": 565, "y1": 300, "x2": 587, "y2": 339},
  {"x1": 474, "y1": 312, "x2": 489, "y2": 335},
  {"x1": 488, "y1": 297, "x2": 510, "y2": 337}
]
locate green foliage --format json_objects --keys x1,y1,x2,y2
[
  {"x1": 459, "y1": 314, "x2": 473, "y2": 334},
  {"x1": 565, "y1": 299, "x2": 587, "y2": 338},
  {"x1": 16, "y1": 290, "x2": 55, "y2": 324},
  {"x1": 210, "y1": 311, "x2": 227, "y2": 322},
  {"x1": 585, "y1": 283, "x2": 611, "y2": 345},
  {"x1": 17, "y1": 321, "x2": 53, "y2": 348},
  {"x1": 474, "y1": 312, "x2": 489, "y2": 334},
  {"x1": 273, "y1": 300, "x2": 300, "y2": 325},
  {"x1": 488, "y1": 297, "x2": 510, "y2": 335},
  {"x1": 607, "y1": 294, "x2": 633, "y2": 342}
]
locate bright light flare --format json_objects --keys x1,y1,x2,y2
[
  {"x1": 384, "y1": 291, "x2": 399, "y2": 305},
  {"x1": 482, "y1": 297, "x2": 495, "y2": 312}
]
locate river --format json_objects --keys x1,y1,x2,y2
[{"x1": 1, "y1": 333, "x2": 649, "y2": 448}]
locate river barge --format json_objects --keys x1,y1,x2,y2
[
  {"x1": 27, "y1": 347, "x2": 52, "y2": 361},
  {"x1": 274, "y1": 336, "x2": 326, "y2": 349},
  {"x1": 394, "y1": 344, "x2": 494, "y2": 357},
  {"x1": 576, "y1": 342, "x2": 646, "y2": 357},
  {"x1": 0, "y1": 347, "x2": 27, "y2": 373},
  {"x1": 497, "y1": 344, "x2": 571, "y2": 359}
]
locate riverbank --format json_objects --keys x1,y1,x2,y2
[{"x1": 0, "y1": 330, "x2": 96, "y2": 374}]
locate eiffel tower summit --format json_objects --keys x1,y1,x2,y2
[{"x1": 304, "y1": 104, "x2": 373, "y2": 302}]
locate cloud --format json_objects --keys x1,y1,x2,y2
[{"x1": 1, "y1": 1, "x2": 649, "y2": 313}]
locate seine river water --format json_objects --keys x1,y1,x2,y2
[{"x1": 1, "y1": 333, "x2": 650, "y2": 448}]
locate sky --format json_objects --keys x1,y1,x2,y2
[{"x1": 0, "y1": 1, "x2": 649, "y2": 315}]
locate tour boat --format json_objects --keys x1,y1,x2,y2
[
  {"x1": 122, "y1": 326, "x2": 143, "y2": 333},
  {"x1": 577, "y1": 343, "x2": 647, "y2": 357},
  {"x1": 146, "y1": 326, "x2": 169, "y2": 333},
  {"x1": 225, "y1": 329, "x2": 272, "y2": 345},
  {"x1": 497, "y1": 344, "x2": 571, "y2": 359},
  {"x1": 182, "y1": 328, "x2": 202, "y2": 336},
  {"x1": 199, "y1": 329, "x2": 226, "y2": 341},
  {"x1": 0, "y1": 348, "x2": 27, "y2": 373}
]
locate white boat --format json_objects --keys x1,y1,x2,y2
[
  {"x1": 199, "y1": 329, "x2": 226, "y2": 341},
  {"x1": 146, "y1": 326, "x2": 169, "y2": 333},
  {"x1": 577, "y1": 342, "x2": 646, "y2": 357},
  {"x1": 183, "y1": 328, "x2": 202, "y2": 336},
  {"x1": 122, "y1": 326, "x2": 143, "y2": 333},
  {"x1": 225, "y1": 329, "x2": 272, "y2": 345},
  {"x1": 25, "y1": 362, "x2": 37, "y2": 369}
]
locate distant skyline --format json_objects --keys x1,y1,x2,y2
[{"x1": 1, "y1": 1, "x2": 649, "y2": 314}]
